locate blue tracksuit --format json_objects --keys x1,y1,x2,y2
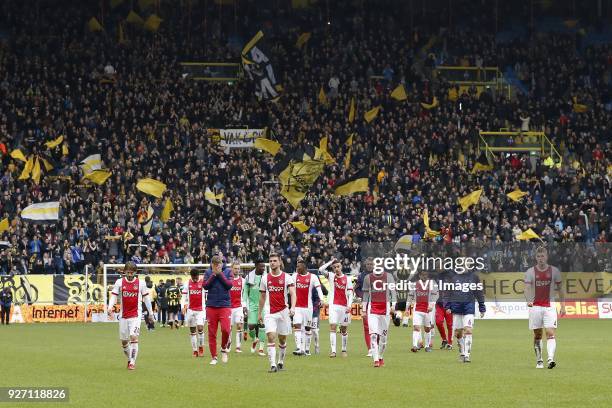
[
  {"x1": 203, "y1": 267, "x2": 233, "y2": 308},
  {"x1": 445, "y1": 271, "x2": 486, "y2": 315}
]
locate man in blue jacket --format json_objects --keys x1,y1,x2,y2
[
  {"x1": 445, "y1": 269, "x2": 486, "y2": 363},
  {"x1": 203, "y1": 255, "x2": 233, "y2": 365}
]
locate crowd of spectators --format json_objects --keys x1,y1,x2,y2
[{"x1": 0, "y1": 0, "x2": 610, "y2": 276}]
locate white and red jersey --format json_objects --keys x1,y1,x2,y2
[
  {"x1": 524, "y1": 265, "x2": 562, "y2": 307},
  {"x1": 230, "y1": 276, "x2": 246, "y2": 309},
  {"x1": 409, "y1": 279, "x2": 439, "y2": 313},
  {"x1": 259, "y1": 271, "x2": 294, "y2": 314},
  {"x1": 181, "y1": 279, "x2": 206, "y2": 311},
  {"x1": 111, "y1": 277, "x2": 149, "y2": 319},
  {"x1": 326, "y1": 272, "x2": 353, "y2": 307},
  {"x1": 363, "y1": 272, "x2": 397, "y2": 315},
  {"x1": 294, "y1": 273, "x2": 321, "y2": 309}
]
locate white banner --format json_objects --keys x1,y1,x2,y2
[
  {"x1": 481, "y1": 301, "x2": 529, "y2": 319},
  {"x1": 598, "y1": 298, "x2": 612, "y2": 318},
  {"x1": 219, "y1": 129, "x2": 265, "y2": 148}
]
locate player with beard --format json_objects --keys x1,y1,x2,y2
[{"x1": 258, "y1": 253, "x2": 296, "y2": 372}]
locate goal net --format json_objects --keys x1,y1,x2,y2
[{"x1": 99, "y1": 263, "x2": 267, "y2": 321}]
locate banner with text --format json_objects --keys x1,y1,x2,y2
[{"x1": 219, "y1": 128, "x2": 265, "y2": 148}]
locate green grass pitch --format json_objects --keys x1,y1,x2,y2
[{"x1": 1, "y1": 320, "x2": 609, "y2": 408}]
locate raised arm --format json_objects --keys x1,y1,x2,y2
[{"x1": 318, "y1": 259, "x2": 335, "y2": 274}]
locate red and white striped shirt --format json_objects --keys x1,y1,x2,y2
[{"x1": 111, "y1": 277, "x2": 149, "y2": 319}]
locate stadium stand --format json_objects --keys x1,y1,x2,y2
[{"x1": 0, "y1": 0, "x2": 610, "y2": 277}]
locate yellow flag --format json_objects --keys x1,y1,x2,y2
[
  {"x1": 84, "y1": 170, "x2": 112, "y2": 185},
  {"x1": 0, "y1": 218, "x2": 9, "y2": 234},
  {"x1": 41, "y1": 158, "x2": 54, "y2": 172},
  {"x1": 144, "y1": 14, "x2": 163, "y2": 32},
  {"x1": 394, "y1": 235, "x2": 412, "y2": 252},
  {"x1": 423, "y1": 209, "x2": 440, "y2": 239},
  {"x1": 254, "y1": 138, "x2": 281, "y2": 156},
  {"x1": 136, "y1": 178, "x2": 167, "y2": 198},
  {"x1": 348, "y1": 97, "x2": 355, "y2": 123},
  {"x1": 421, "y1": 96, "x2": 439, "y2": 109},
  {"x1": 314, "y1": 147, "x2": 335, "y2": 165},
  {"x1": 390, "y1": 84, "x2": 408, "y2": 101},
  {"x1": 205, "y1": 187, "x2": 224, "y2": 206},
  {"x1": 88, "y1": 17, "x2": 104, "y2": 32},
  {"x1": 161, "y1": 198, "x2": 174, "y2": 222},
  {"x1": 334, "y1": 168, "x2": 368, "y2": 196},
  {"x1": 507, "y1": 189, "x2": 528, "y2": 202},
  {"x1": 19, "y1": 156, "x2": 34, "y2": 180},
  {"x1": 280, "y1": 186, "x2": 306, "y2": 209},
  {"x1": 458, "y1": 189, "x2": 482, "y2": 212},
  {"x1": 318, "y1": 87, "x2": 328, "y2": 105},
  {"x1": 573, "y1": 103, "x2": 587, "y2": 113},
  {"x1": 143, "y1": 205, "x2": 154, "y2": 235},
  {"x1": 31, "y1": 157, "x2": 41, "y2": 184},
  {"x1": 517, "y1": 228, "x2": 541, "y2": 241},
  {"x1": 44, "y1": 135, "x2": 63, "y2": 149},
  {"x1": 62, "y1": 143, "x2": 69, "y2": 156},
  {"x1": 364, "y1": 106, "x2": 380, "y2": 123},
  {"x1": 289, "y1": 221, "x2": 309, "y2": 233},
  {"x1": 295, "y1": 32, "x2": 311, "y2": 49},
  {"x1": 343, "y1": 133, "x2": 354, "y2": 170},
  {"x1": 471, "y1": 162, "x2": 493, "y2": 173},
  {"x1": 241, "y1": 31, "x2": 264, "y2": 65},
  {"x1": 118, "y1": 22, "x2": 126, "y2": 44},
  {"x1": 10, "y1": 149, "x2": 27, "y2": 163},
  {"x1": 316, "y1": 137, "x2": 334, "y2": 164},
  {"x1": 319, "y1": 136, "x2": 328, "y2": 152},
  {"x1": 126, "y1": 10, "x2": 145, "y2": 25}
]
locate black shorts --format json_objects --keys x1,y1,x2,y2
[{"x1": 168, "y1": 305, "x2": 180, "y2": 314}]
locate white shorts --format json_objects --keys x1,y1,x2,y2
[
  {"x1": 413, "y1": 310, "x2": 435, "y2": 327},
  {"x1": 368, "y1": 313, "x2": 390, "y2": 336},
  {"x1": 119, "y1": 317, "x2": 141, "y2": 341},
  {"x1": 185, "y1": 309, "x2": 206, "y2": 327},
  {"x1": 528, "y1": 306, "x2": 557, "y2": 330},
  {"x1": 293, "y1": 307, "x2": 313, "y2": 327},
  {"x1": 453, "y1": 314, "x2": 474, "y2": 330},
  {"x1": 264, "y1": 309, "x2": 291, "y2": 335},
  {"x1": 328, "y1": 304, "x2": 351, "y2": 326},
  {"x1": 231, "y1": 307, "x2": 244, "y2": 325}
]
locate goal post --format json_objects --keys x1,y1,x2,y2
[{"x1": 101, "y1": 263, "x2": 268, "y2": 319}]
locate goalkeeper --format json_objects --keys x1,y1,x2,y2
[{"x1": 245, "y1": 258, "x2": 266, "y2": 356}]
